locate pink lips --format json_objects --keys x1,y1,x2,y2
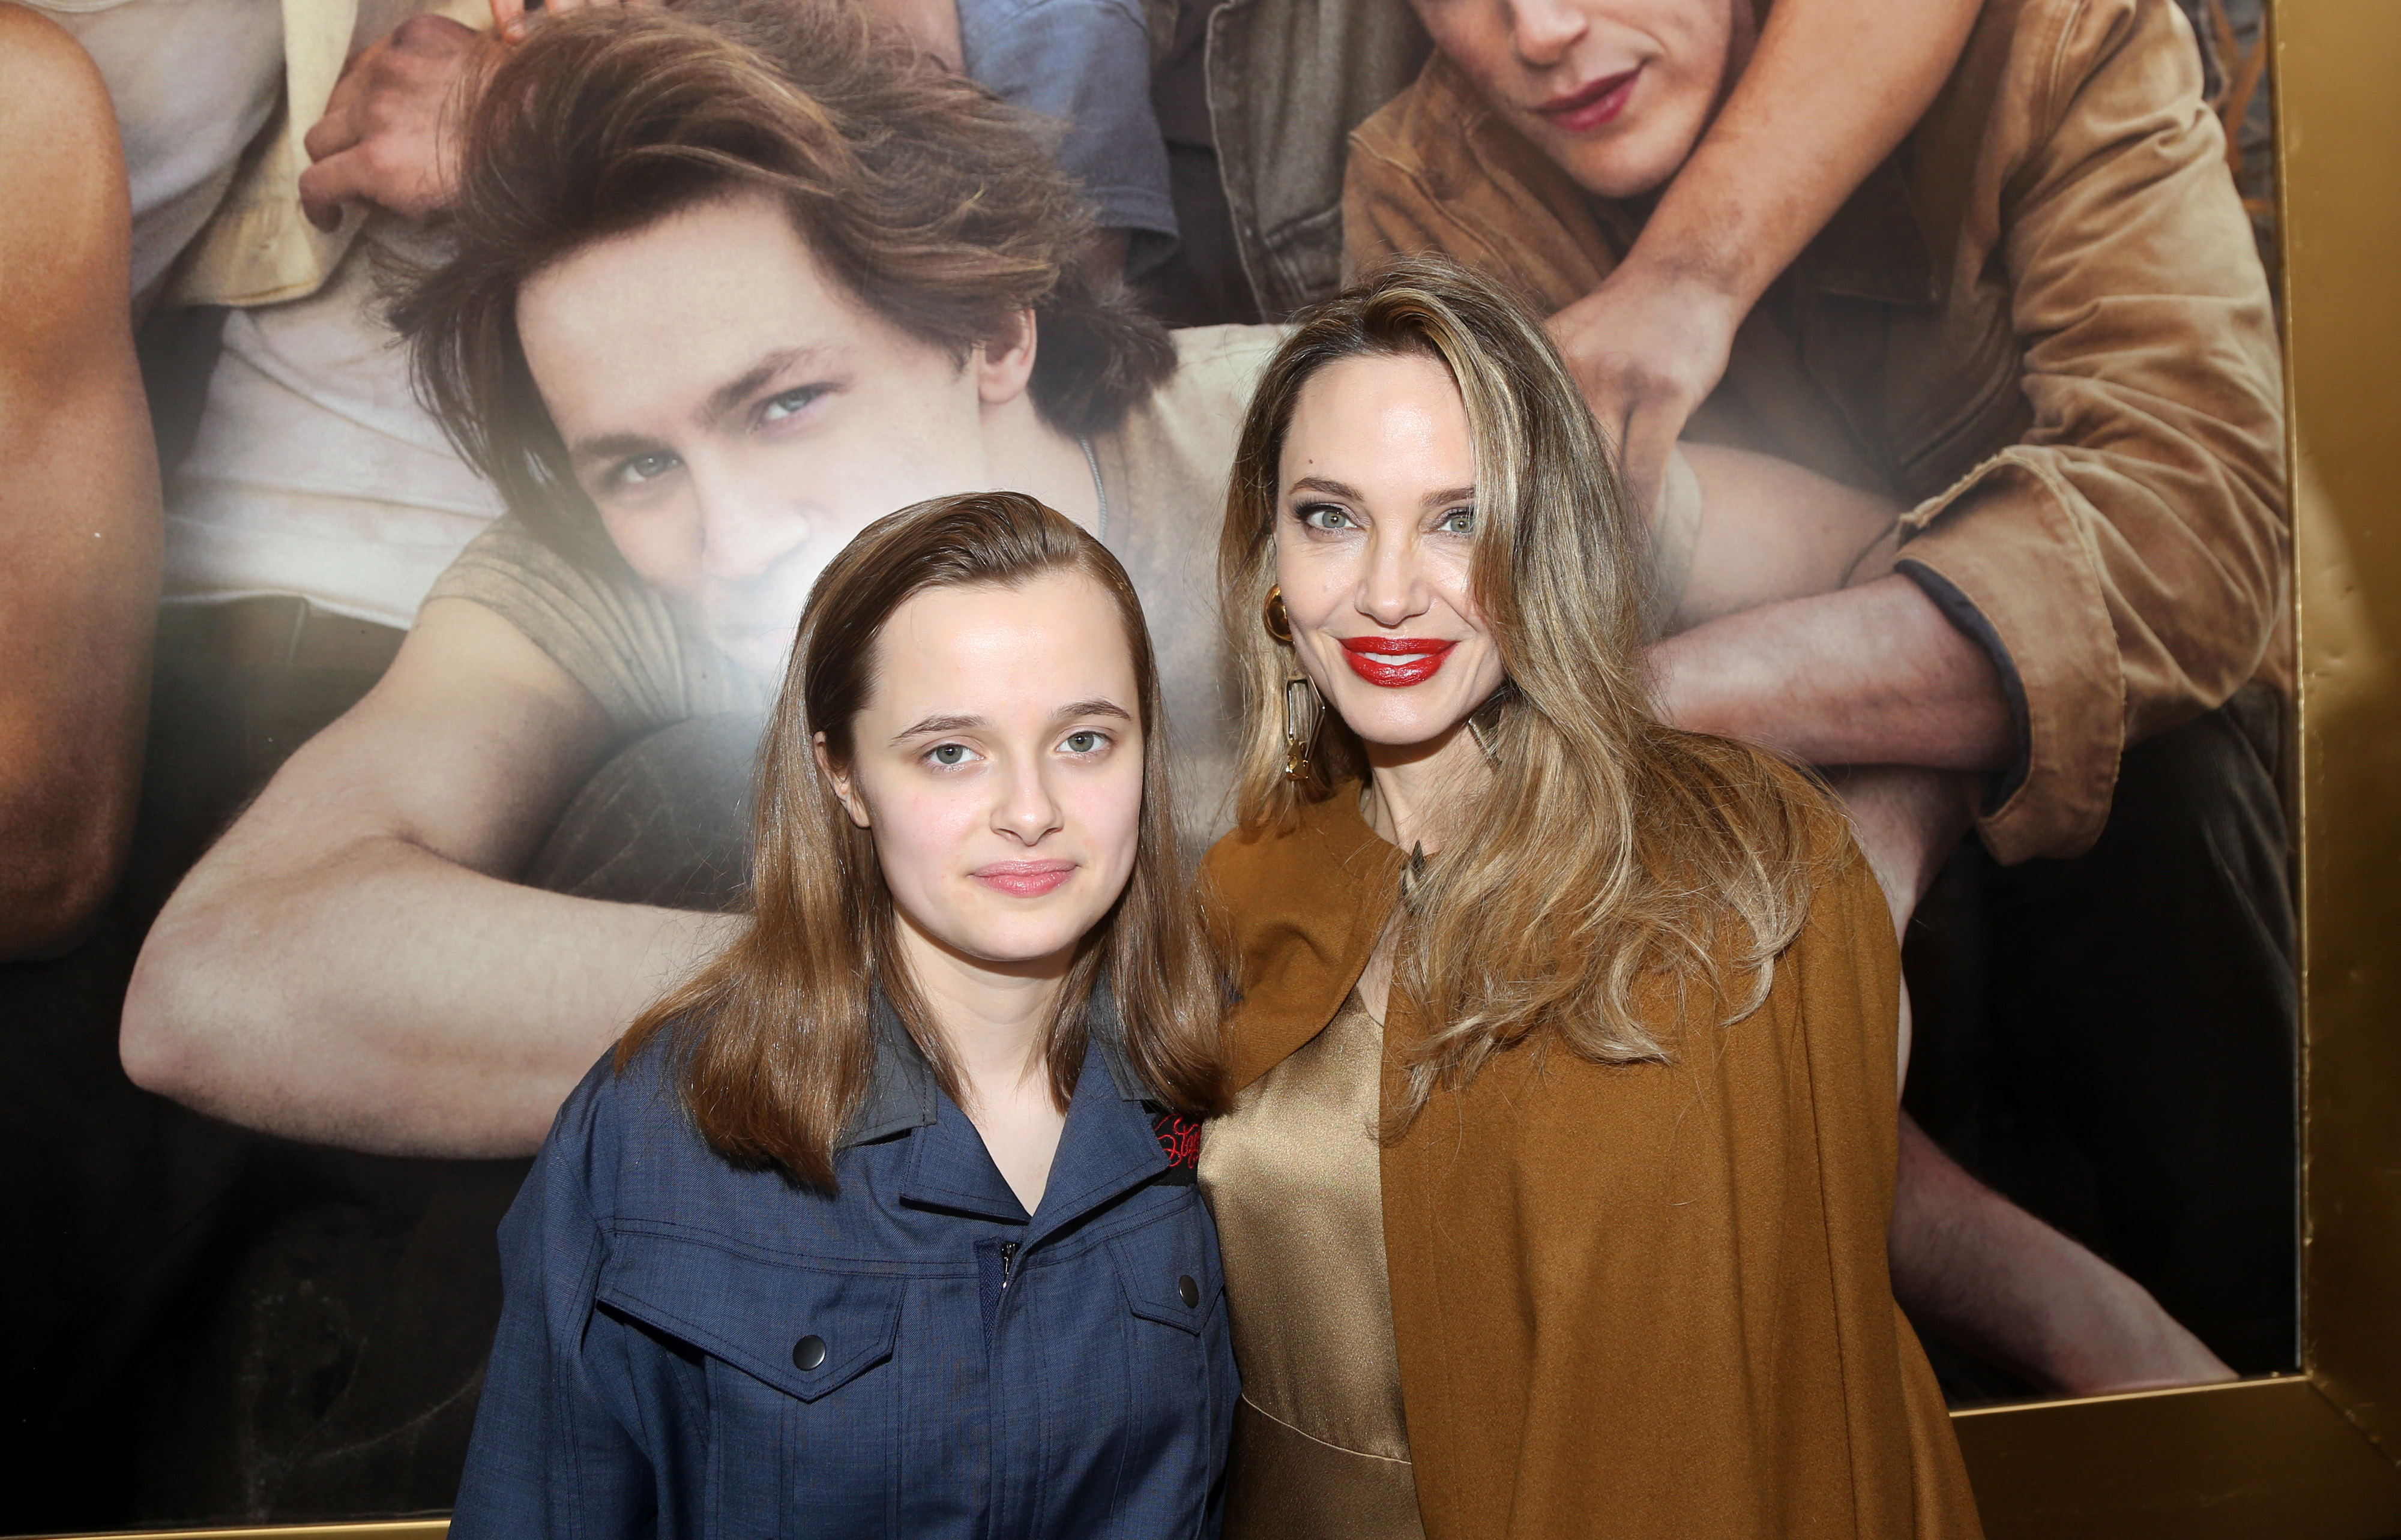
[
  {"x1": 1535, "y1": 67, "x2": 1640, "y2": 133},
  {"x1": 974, "y1": 860, "x2": 1075, "y2": 898},
  {"x1": 1340, "y1": 636, "x2": 1457, "y2": 688}
]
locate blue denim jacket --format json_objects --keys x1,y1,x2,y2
[{"x1": 453, "y1": 993, "x2": 1234, "y2": 1539}]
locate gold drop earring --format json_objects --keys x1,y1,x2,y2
[
  {"x1": 1464, "y1": 685, "x2": 1511, "y2": 766},
  {"x1": 1262, "y1": 585, "x2": 1322, "y2": 783}
]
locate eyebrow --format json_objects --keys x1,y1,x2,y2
[
  {"x1": 566, "y1": 429, "x2": 662, "y2": 472},
  {"x1": 888, "y1": 698, "x2": 1134, "y2": 745},
  {"x1": 1285, "y1": 476, "x2": 1477, "y2": 510},
  {"x1": 700, "y1": 345, "x2": 836, "y2": 428},
  {"x1": 1054, "y1": 699, "x2": 1134, "y2": 725},
  {"x1": 564, "y1": 345, "x2": 839, "y2": 469}
]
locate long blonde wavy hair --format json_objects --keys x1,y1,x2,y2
[{"x1": 1220, "y1": 254, "x2": 1843, "y2": 1120}]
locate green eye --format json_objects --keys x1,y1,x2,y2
[
  {"x1": 1301, "y1": 505, "x2": 1355, "y2": 531},
  {"x1": 1062, "y1": 730, "x2": 1104, "y2": 754},
  {"x1": 616, "y1": 451, "x2": 679, "y2": 487},
  {"x1": 761, "y1": 385, "x2": 829, "y2": 423},
  {"x1": 928, "y1": 743, "x2": 971, "y2": 766},
  {"x1": 1439, "y1": 507, "x2": 1475, "y2": 534}
]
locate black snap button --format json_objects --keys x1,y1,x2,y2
[
  {"x1": 1176, "y1": 1274, "x2": 1199, "y2": 1308},
  {"x1": 792, "y1": 1334, "x2": 828, "y2": 1371}
]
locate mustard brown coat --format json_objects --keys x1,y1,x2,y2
[{"x1": 1202, "y1": 788, "x2": 1982, "y2": 1539}]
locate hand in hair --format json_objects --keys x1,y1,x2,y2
[
  {"x1": 299, "y1": 14, "x2": 498, "y2": 229},
  {"x1": 489, "y1": 0, "x2": 965, "y2": 71},
  {"x1": 489, "y1": 0, "x2": 654, "y2": 43}
]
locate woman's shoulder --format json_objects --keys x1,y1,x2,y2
[
  {"x1": 1200, "y1": 784, "x2": 1380, "y2": 886},
  {"x1": 1196, "y1": 811, "x2": 1297, "y2": 894},
  {"x1": 1202, "y1": 791, "x2": 1405, "y2": 953},
  {"x1": 532, "y1": 1027, "x2": 732, "y2": 1220}
]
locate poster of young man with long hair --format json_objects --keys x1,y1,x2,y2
[{"x1": 0, "y1": 0, "x2": 2291, "y2": 1526}]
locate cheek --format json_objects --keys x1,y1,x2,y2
[
  {"x1": 1275, "y1": 540, "x2": 1354, "y2": 626},
  {"x1": 863, "y1": 781, "x2": 982, "y2": 899},
  {"x1": 1070, "y1": 760, "x2": 1148, "y2": 881},
  {"x1": 1439, "y1": 562, "x2": 1506, "y2": 684},
  {"x1": 597, "y1": 501, "x2": 700, "y2": 603},
  {"x1": 788, "y1": 433, "x2": 963, "y2": 541},
  {"x1": 1430, "y1": 542, "x2": 1479, "y2": 611},
  {"x1": 1417, "y1": 4, "x2": 1512, "y2": 88},
  {"x1": 842, "y1": 369, "x2": 990, "y2": 505}
]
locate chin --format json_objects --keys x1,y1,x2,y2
[
  {"x1": 1342, "y1": 708, "x2": 1472, "y2": 753},
  {"x1": 1532, "y1": 115, "x2": 1694, "y2": 200},
  {"x1": 1553, "y1": 145, "x2": 1678, "y2": 200},
  {"x1": 957, "y1": 916, "x2": 1101, "y2": 969}
]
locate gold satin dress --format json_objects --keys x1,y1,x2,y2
[{"x1": 1197, "y1": 991, "x2": 1426, "y2": 1540}]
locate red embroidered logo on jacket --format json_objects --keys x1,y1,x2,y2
[{"x1": 1151, "y1": 1110, "x2": 1202, "y2": 1170}]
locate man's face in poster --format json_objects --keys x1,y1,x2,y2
[
  {"x1": 1411, "y1": 0, "x2": 1753, "y2": 197},
  {"x1": 517, "y1": 188, "x2": 1010, "y2": 681}
]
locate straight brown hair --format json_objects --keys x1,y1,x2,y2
[
  {"x1": 393, "y1": 0, "x2": 1174, "y2": 559},
  {"x1": 622, "y1": 492, "x2": 1226, "y2": 1189},
  {"x1": 1221, "y1": 255, "x2": 1844, "y2": 1123}
]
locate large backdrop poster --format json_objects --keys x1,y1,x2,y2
[{"x1": 0, "y1": 0, "x2": 2286, "y2": 1528}]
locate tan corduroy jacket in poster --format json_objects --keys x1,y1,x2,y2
[
  {"x1": 1202, "y1": 787, "x2": 1983, "y2": 1539},
  {"x1": 1343, "y1": 0, "x2": 2287, "y2": 867}
]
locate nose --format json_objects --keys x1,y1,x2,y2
[
  {"x1": 992, "y1": 753, "x2": 1066, "y2": 846},
  {"x1": 1355, "y1": 525, "x2": 1435, "y2": 630},
  {"x1": 690, "y1": 457, "x2": 811, "y2": 587},
  {"x1": 1509, "y1": 0, "x2": 1586, "y2": 68}
]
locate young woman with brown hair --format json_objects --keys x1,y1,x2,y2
[
  {"x1": 453, "y1": 492, "x2": 1233, "y2": 1538},
  {"x1": 1198, "y1": 256, "x2": 1983, "y2": 1538}
]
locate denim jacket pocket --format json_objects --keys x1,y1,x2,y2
[
  {"x1": 1105, "y1": 1199, "x2": 1223, "y2": 1335},
  {"x1": 597, "y1": 1230, "x2": 905, "y2": 1403},
  {"x1": 597, "y1": 1235, "x2": 908, "y2": 1536}
]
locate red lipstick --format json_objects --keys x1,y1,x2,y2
[
  {"x1": 1340, "y1": 636, "x2": 1457, "y2": 688},
  {"x1": 974, "y1": 860, "x2": 1074, "y2": 898},
  {"x1": 1535, "y1": 67, "x2": 1639, "y2": 133}
]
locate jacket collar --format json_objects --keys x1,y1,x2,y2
[
  {"x1": 1212, "y1": 786, "x2": 1407, "y2": 1092},
  {"x1": 860, "y1": 983, "x2": 1172, "y2": 1240},
  {"x1": 838, "y1": 982, "x2": 1152, "y2": 1152}
]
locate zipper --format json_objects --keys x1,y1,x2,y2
[{"x1": 999, "y1": 1241, "x2": 1020, "y2": 1289}]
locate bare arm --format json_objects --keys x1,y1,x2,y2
[
  {"x1": 1892, "y1": 1116, "x2": 2234, "y2": 1392},
  {"x1": 121, "y1": 598, "x2": 740, "y2": 1157},
  {"x1": 1662, "y1": 445, "x2": 1982, "y2": 952},
  {"x1": 1651, "y1": 445, "x2": 2012, "y2": 770},
  {"x1": 0, "y1": 10, "x2": 162, "y2": 961},
  {"x1": 1550, "y1": 0, "x2": 1983, "y2": 509},
  {"x1": 1651, "y1": 577, "x2": 2014, "y2": 772}
]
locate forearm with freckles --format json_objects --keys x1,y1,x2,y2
[{"x1": 1649, "y1": 575, "x2": 2016, "y2": 771}]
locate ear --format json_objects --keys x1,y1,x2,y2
[
  {"x1": 972, "y1": 307, "x2": 1038, "y2": 408},
  {"x1": 814, "y1": 732, "x2": 872, "y2": 829}
]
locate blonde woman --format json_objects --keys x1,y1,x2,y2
[{"x1": 1197, "y1": 256, "x2": 1981, "y2": 1539}]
